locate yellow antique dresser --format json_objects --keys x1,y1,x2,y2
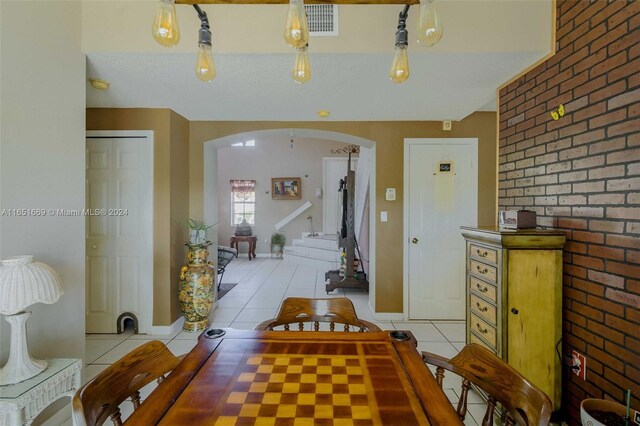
[{"x1": 460, "y1": 226, "x2": 565, "y2": 409}]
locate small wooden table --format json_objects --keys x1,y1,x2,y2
[
  {"x1": 126, "y1": 329, "x2": 461, "y2": 425},
  {"x1": 230, "y1": 235, "x2": 257, "y2": 260}
]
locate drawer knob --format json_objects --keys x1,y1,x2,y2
[
  {"x1": 476, "y1": 249, "x2": 488, "y2": 258},
  {"x1": 476, "y1": 283, "x2": 488, "y2": 293},
  {"x1": 476, "y1": 265, "x2": 488, "y2": 274},
  {"x1": 511, "y1": 308, "x2": 519, "y2": 315},
  {"x1": 476, "y1": 302, "x2": 488, "y2": 312},
  {"x1": 476, "y1": 323, "x2": 488, "y2": 334}
]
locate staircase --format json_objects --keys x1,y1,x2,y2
[{"x1": 283, "y1": 233, "x2": 342, "y2": 270}]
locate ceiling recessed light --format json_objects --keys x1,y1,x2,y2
[
  {"x1": 317, "y1": 110, "x2": 330, "y2": 119},
  {"x1": 89, "y1": 78, "x2": 110, "y2": 91}
]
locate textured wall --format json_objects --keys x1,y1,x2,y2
[{"x1": 497, "y1": 1, "x2": 639, "y2": 422}]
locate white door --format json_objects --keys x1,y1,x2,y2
[
  {"x1": 323, "y1": 157, "x2": 357, "y2": 235},
  {"x1": 86, "y1": 133, "x2": 153, "y2": 333},
  {"x1": 405, "y1": 139, "x2": 477, "y2": 320}
]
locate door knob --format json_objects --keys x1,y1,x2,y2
[
  {"x1": 412, "y1": 238, "x2": 419, "y2": 244},
  {"x1": 511, "y1": 308, "x2": 519, "y2": 315}
]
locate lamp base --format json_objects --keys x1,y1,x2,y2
[{"x1": 0, "y1": 312, "x2": 47, "y2": 385}]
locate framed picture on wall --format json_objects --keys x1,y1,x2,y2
[{"x1": 271, "y1": 177, "x2": 301, "y2": 200}]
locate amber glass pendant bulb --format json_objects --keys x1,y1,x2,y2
[
  {"x1": 417, "y1": 0, "x2": 443, "y2": 46},
  {"x1": 389, "y1": 45, "x2": 409, "y2": 83},
  {"x1": 152, "y1": 0, "x2": 180, "y2": 47},
  {"x1": 195, "y1": 43, "x2": 216, "y2": 82},
  {"x1": 284, "y1": 0, "x2": 309, "y2": 49},
  {"x1": 292, "y1": 45, "x2": 311, "y2": 84}
]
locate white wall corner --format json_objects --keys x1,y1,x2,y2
[{"x1": 149, "y1": 316, "x2": 185, "y2": 336}]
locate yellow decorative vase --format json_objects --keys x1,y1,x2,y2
[{"x1": 179, "y1": 243, "x2": 215, "y2": 332}]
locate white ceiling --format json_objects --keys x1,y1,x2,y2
[{"x1": 86, "y1": 50, "x2": 543, "y2": 121}]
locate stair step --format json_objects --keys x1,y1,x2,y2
[
  {"x1": 293, "y1": 236, "x2": 339, "y2": 250},
  {"x1": 283, "y1": 252, "x2": 339, "y2": 270},
  {"x1": 287, "y1": 246, "x2": 341, "y2": 262}
]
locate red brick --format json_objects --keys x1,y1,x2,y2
[
  {"x1": 588, "y1": 139, "x2": 626, "y2": 156},
  {"x1": 588, "y1": 80, "x2": 627, "y2": 103},
  {"x1": 588, "y1": 320, "x2": 624, "y2": 345},
  {"x1": 606, "y1": 261, "x2": 640, "y2": 279},
  {"x1": 588, "y1": 270, "x2": 625, "y2": 289},
  {"x1": 628, "y1": 250, "x2": 640, "y2": 265},
  {"x1": 605, "y1": 314, "x2": 639, "y2": 337},
  {"x1": 589, "y1": 220, "x2": 625, "y2": 233},
  {"x1": 590, "y1": 51, "x2": 628, "y2": 79},
  {"x1": 606, "y1": 288, "x2": 640, "y2": 306},
  {"x1": 609, "y1": 88, "x2": 640, "y2": 110},
  {"x1": 566, "y1": 309, "x2": 587, "y2": 327},
  {"x1": 558, "y1": 218, "x2": 588, "y2": 229},
  {"x1": 573, "y1": 231, "x2": 605, "y2": 244},
  {"x1": 607, "y1": 234, "x2": 640, "y2": 249},
  {"x1": 608, "y1": 57, "x2": 640, "y2": 83},
  {"x1": 588, "y1": 194, "x2": 625, "y2": 205},
  {"x1": 589, "y1": 109, "x2": 627, "y2": 130},
  {"x1": 608, "y1": 0, "x2": 640, "y2": 29},
  {"x1": 607, "y1": 207, "x2": 640, "y2": 220},
  {"x1": 573, "y1": 324, "x2": 604, "y2": 347},
  {"x1": 566, "y1": 264, "x2": 588, "y2": 279},
  {"x1": 560, "y1": 70, "x2": 590, "y2": 94},
  {"x1": 590, "y1": 21, "x2": 628, "y2": 53},
  {"x1": 608, "y1": 148, "x2": 640, "y2": 164},
  {"x1": 588, "y1": 245, "x2": 625, "y2": 261},
  {"x1": 590, "y1": 0, "x2": 627, "y2": 29},
  {"x1": 607, "y1": 177, "x2": 640, "y2": 192},
  {"x1": 604, "y1": 340, "x2": 640, "y2": 368},
  {"x1": 586, "y1": 294, "x2": 625, "y2": 317},
  {"x1": 587, "y1": 346, "x2": 624, "y2": 372},
  {"x1": 573, "y1": 301, "x2": 605, "y2": 322},
  {"x1": 574, "y1": 254, "x2": 605, "y2": 270},
  {"x1": 608, "y1": 118, "x2": 640, "y2": 137},
  {"x1": 589, "y1": 165, "x2": 626, "y2": 180},
  {"x1": 559, "y1": 122, "x2": 588, "y2": 138},
  {"x1": 603, "y1": 368, "x2": 640, "y2": 397}
]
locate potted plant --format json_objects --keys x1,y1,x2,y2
[
  {"x1": 185, "y1": 218, "x2": 215, "y2": 245},
  {"x1": 271, "y1": 233, "x2": 286, "y2": 258},
  {"x1": 581, "y1": 394, "x2": 632, "y2": 426}
]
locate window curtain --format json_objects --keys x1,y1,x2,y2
[{"x1": 230, "y1": 180, "x2": 256, "y2": 193}]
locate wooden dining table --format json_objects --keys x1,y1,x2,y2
[{"x1": 125, "y1": 329, "x2": 462, "y2": 425}]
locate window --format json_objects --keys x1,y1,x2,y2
[{"x1": 230, "y1": 180, "x2": 256, "y2": 225}]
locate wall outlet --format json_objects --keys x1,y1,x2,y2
[
  {"x1": 571, "y1": 350, "x2": 586, "y2": 380},
  {"x1": 442, "y1": 120, "x2": 452, "y2": 131}
]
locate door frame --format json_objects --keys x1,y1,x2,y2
[
  {"x1": 86, "y1": 130, "x2": 154, "y2": 334},
  {"x1": 402, "y1": 138, "x2": 478, "y2": 320}
]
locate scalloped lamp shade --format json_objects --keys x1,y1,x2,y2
[{"x1": 0, "y1": 255, "x2": 64, "y2": 385}]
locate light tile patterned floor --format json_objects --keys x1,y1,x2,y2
[{"x1": 84, "y1": 258, "x2": 490, "y2": 425}]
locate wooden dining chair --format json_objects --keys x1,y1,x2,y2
[
  {"x1": 256, "y1": 297, "x2": 381, "y2": 332},
  {"x1": 72, "y1": 340, "x2": 181, "y2": 426},
  {"x1": 422, "y1": 343, "x2": 552, "y2": 426}
]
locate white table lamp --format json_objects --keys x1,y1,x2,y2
[{"x1": 0, "y1": 255, "x2": 63, "y2": 385}]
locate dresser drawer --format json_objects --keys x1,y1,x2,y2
[
  {"x1": 469, "y1": 276, "x2": 497, "y2": 303},
  {"x1": 470, "y1": 294, "x2": 497, "y2": 325},
  {"x1": 470, "y1": 313, "x2": 497, "y2": 348},
  {"x1": 470, "y1": 332, "x2": 497, "y2": 354},
  {"x1": 470, "y1": 244, "x2": 498, "y2": 265},
  {"x1": 469, "y1": 260, "x2": 497, "y2": 284}
]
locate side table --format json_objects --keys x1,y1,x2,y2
[
  {"x1": 229, "y1": 235, "x2": 257, "y2": 260},
  {"x1": 0, "y1": 358, "x2": 81, "y2": 426}
]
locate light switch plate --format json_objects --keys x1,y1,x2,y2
[{"x1": 380, "y1": 211, "x2": 388, "y2": 222}]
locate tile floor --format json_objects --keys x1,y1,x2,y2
[{"x1": 84, "y1": 258, "x2": 492, "y2": 425}]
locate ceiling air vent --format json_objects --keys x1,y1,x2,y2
[{"x1": 305, "y1": 4, "x2": 339, "y2": 36}]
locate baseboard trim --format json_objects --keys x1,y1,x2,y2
[
  {"x1": 368, "y1": 301, "x2": 404, "y2": 321},
  {"x1": 150, "y1": 316, "x2": 184, "y2": 335}
]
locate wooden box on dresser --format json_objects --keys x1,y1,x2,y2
[{"x1": 460, "y1": 227, "x2": 565, "y2": 410}]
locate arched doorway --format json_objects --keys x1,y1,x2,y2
[{"x1": 203, "y1": 129, "x2": 378, "y2": 313}]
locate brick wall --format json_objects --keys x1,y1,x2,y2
[{"x1": 498, "y1": 0, "x2": 639, "y2": 423}]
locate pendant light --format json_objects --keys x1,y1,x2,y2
[
  {"x1": 284, "y1": 0, "x2": 309, "y2": 49},
  {"x1": 417, "y1": 0, "x2": 443, "y2": 46},
  {"x1": 390, "y1": 5, "x2": 410, "y2": 83},
  {"x1": 194, "y1": 5, "x2": 216, "y2": 82},
  {"x1": 292, "y1": 45, "x2": 311, "y2": 84},
  {"x1": 152, "y1": 0, "x2": 180, "y2": 47}
]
